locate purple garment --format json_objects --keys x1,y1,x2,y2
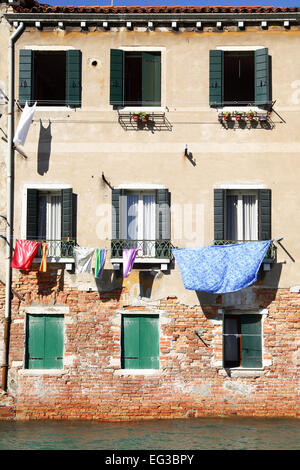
[{"x1": 123, "y1": 248, "x2": 138, "y2": 278}]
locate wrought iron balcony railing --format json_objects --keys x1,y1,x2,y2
[
  {"x1": 29, "y1": 239, "x2": 76, "y2": 258},
  {"x1": 213, "y1": 240, "x2": 276, "y2": 261},
  {"x1": 111, "y1": 239, "x2": 172, "y2": 260}
]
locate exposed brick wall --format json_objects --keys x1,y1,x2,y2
[{"x1": 0, "y1": 266, "x2": 299, "y2": 421}]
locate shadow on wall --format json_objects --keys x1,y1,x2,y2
[
  {"x1": 196, "y1": 262, "x2": 283, "y2": 315},
  {"x1": 37, "y1": 119, "x2": 52, "y2": 175}
]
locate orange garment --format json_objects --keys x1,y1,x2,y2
[{"x1": 39, "y1": 243, "x2": 48, "y2": 272}]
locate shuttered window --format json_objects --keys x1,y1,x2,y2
[
  {"x1": 110, "y1": 50, "x2": 161, "y2": 106},
  {"x1": 27, "y1": 188, "x2": 74, "y2": 245},
  {"x1": 19, "y1": 49, "x2": 82, "y2": 107},
  {"x1": 209, "y1": 48, "x2": 270, "y2": 108},
  {"x1": 214, "y1": 189, "x2": 271, "y2": 242},
  {"x1": 223, "y1": 314, "x2": 262, "y2": 369},
  {"x1": 121, "y1": 314, "x2": 159, "y2": 369},
  {"x1": 26, "y1": 314, "x2": 64, "y2": 369}
]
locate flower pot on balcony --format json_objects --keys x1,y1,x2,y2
[
  {"x1": 234, "y1": 112, "x2": 243, "y2": 121},
  {"x1": 247, "y1": 111, "x2": 255, "y2": 121},
  {"x1": 223, "y1": 112, "x2": 231, "y2": 121},
  {"x1": 132, "y1": 113, "x2": 139, "y2": 122},
  {"x1": 139, "y1": 112, "x2": 149, "y2": 122}
]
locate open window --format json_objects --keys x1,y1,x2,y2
[
  {"x1": 209, "y1": 48, "x2": 271, "y2": 108},
  {"x1": 223, "y1": 313, "x2": 262, "y2": 369},
  {"x1": 110, "y1": 50, "x2": 161, "y2": 107},
  {"x1": 19, "y1": 49, "x2": 82, "y2": 107}
]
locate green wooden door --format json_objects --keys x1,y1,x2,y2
[
  {"x1": 142, "y1": 52, "x2": 161, "y2": 106},
  {"x1": 122, "y1": 315, "x2": 159, "y2": 369},
  {"x1": 27, "y1": 315, "x2": 64, "y2": 369},
  {"x1": 241, "y1": 314, "x2": 262, "y2": 368}
]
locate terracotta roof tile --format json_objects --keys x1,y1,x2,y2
[{"x1": 14, "y1": 2, "x2": 300, "y2": 14}]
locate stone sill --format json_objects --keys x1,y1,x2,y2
[
  {"x1": 19, "y1": 369, "x2": 66, "y2": 376},
  {"x1": 114, "y1": 369, "x2": 161, "y2": 376},
  {"x1": 218, "y1": 368, "x2": 267, "y2": 378}
]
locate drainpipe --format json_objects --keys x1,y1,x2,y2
[{"x1": 1, "y1": 22, "x2": 24, "y2": 391}]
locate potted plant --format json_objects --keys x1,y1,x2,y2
[
  {"x1": 223, "y1": 111, "x2": 231, "y2": 121},
  {"x1": 234, "y1": 110, "x2": 243, "y2": 121},
  {"x1": 246, "y1": 110, "x2": 255, "y2": 120},
  {"x1": 139, "y1": 111, "x2": 149, "y2": 122},
  {"x1": 132, "y1": 112, "x2": 139, "y2": 122}
]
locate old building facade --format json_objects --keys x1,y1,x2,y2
[{"x1": 0, "y1": 2, "x2": 299, "y2": 420}]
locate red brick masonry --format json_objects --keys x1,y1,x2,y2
[{"x1": 0, "y1": 266, "x2": 298, "y2": 421}]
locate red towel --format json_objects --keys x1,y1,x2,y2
[{"x1": 11, "y1": 240, "x2": 40, "y2": 270}]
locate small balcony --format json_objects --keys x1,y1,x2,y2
[
  {"x1": 111, "y1": 239, "x2": 172, "y2": 270},
  {"x1": 213, "y1": 239, "x2": 276, "y2": 265},
  {"x1": 32, "y1": 239, "x2": 76, "y2": 261}
]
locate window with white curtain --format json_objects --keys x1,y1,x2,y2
[
  {"x1": 37, "y1": 191, "x2": 62, "y2": 256},
  {"x1": 225, "y1": 190, "x2": 258, "y2": 241},
  {"x1": 124, "y1": 192, "x2": 156, "y2": 256}
]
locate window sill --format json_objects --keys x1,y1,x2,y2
[
  {"x1": 219, "y1": 368, "x2": 266, "y2": 378},
  {"x1": 19, "y1": 369, "x2": 65, "y2": 376},
  {"x1": 111, "y1": 258, "x2": 170, "y2": 264},
  {"x1": 114, "y1": 369, "x2": 161, "y2": 376},
  {"x1": 33, "y1": 257, "x2": 74, "y2": 263},
  {"x1": 217, "y1": 105, "x2": 266, "y2": 113}
]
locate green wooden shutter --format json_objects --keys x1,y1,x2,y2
[
  {"x1": 19, "y1": 49, "x2": 34, "y2": 106},
  {"x1": 122, "y1": 315, "x2": 140, "y2": 369},
  {"x1": 26, "y1": 189, "x2": 39, "y2": 240},
  {"x1": 66, "y1": 50, "x2": 82, "y2": 108},
  {"x1": 44, "y1": 315, "x2": 64, "y2": 369},
  {"x1": 27, "y1": 315, "x2": 64, "y2": 369},
  {"x1": 27, "y1": 315, "x2": 45, "y2": 369},
  {"x1": 241, "y1": 314, "x2": 262, "y2": 368},
  {"x1": 122, "y1": 315, "x2": 159, "y2": 369},
  {"x1": 110, "y1": 49, "x2": 124, "y2": 106},
  {"x1": 112, "y1": 189, "x2": 121, "y2": 240},
  {"x1": 155, "y1": 189, "x2": 171, "y2": 258},
  {"x1": 214, "y1": 189, "x2": 226, "y2": 241},
  {"x1": 258, "y1": 189, "x2": 271, "y2": 240},
  {"x1": 209, "y1": 50, "x2": 224, "y2": 107},
  {"x1": 142, "y1": 52, "x2": 161, "y2": 106},
  {"x1": 255, "y1": 48, "x2": 270, "y2": 107},
  {"x1": 139, "y1": 315, "x2": 159, "y2": 369},
  {"x1": 61, "y1": 188, "x2": 73, "y2": 240}
]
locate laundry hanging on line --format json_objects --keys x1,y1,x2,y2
[
  {"x1": 13, "y1": 101, "x2": 37, "y2": 146},
  {"x1": 73, "y1": 247, "x2": 95, "y2": 274},
  {"x1": 123, "y1": 248, "x2": 138, "y2": 278},
  {"x1": 95, "y1": 248, "x2": 107, "y2": 279},
  {"x1": 11, "y1": 240, "x2": 40, "y2": 271},
  {"x1": 39, "y1": 243, "x2": 48, "y2": 272},
  {"x1": 172, "y1": 240, "x2": 271, "y2": 294}
]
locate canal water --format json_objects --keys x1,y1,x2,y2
[{"x1": 0, "y1": 417, "x2": 299, "y2": 450}]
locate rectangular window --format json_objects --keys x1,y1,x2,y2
[
  {"x1": 111, "y1": 188, "x2": 171, "y2": 260},
  {"x1": 209, "y1": 48, "x2": 270, "y2": 108},
  {"x1": 124, "y1": 192, "x2": 156, "y2": 256},
  {"x1": 26, "y1": 314, "x2": 64, "y2": 369},
  {"x1": 26, "y1": 188, "x2": 75, "y2": 258},
  {"x1": 19, "y1": 49, "x2": 82, "y2": 107},
  {"x1": 223, "y1": 313, "x2": 262, "y2": 369},
  {"x1": 110, "y1": 50, "x2": 161, "y2": 107},
  {"x1": 225, "y1": 190, "x2": 258, "y2": 241},
  {"x1": 121, "y1": 314, "x2": 159, "y2": 369}
]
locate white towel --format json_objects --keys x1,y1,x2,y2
[
  {"x1": 73, "y1": 247, "x2": 95, "y2": 274},
  {"x1": 13, "y1": 101, "x2": 37, "y2": 146}
]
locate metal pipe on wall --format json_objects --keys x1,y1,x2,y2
[{"x1": 1, "y1": 22, "x2": 24, "y2": 391}]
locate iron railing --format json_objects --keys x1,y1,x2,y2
[
  {"x1": 213, "y1": 240, "x2": 276, "y2": 261},
  {"x1": 111, "y1": 239, "x2": 172, "y2": 259},
  {"x1": 29, "y1": 239, "x2": 76, "y2": 258}
]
